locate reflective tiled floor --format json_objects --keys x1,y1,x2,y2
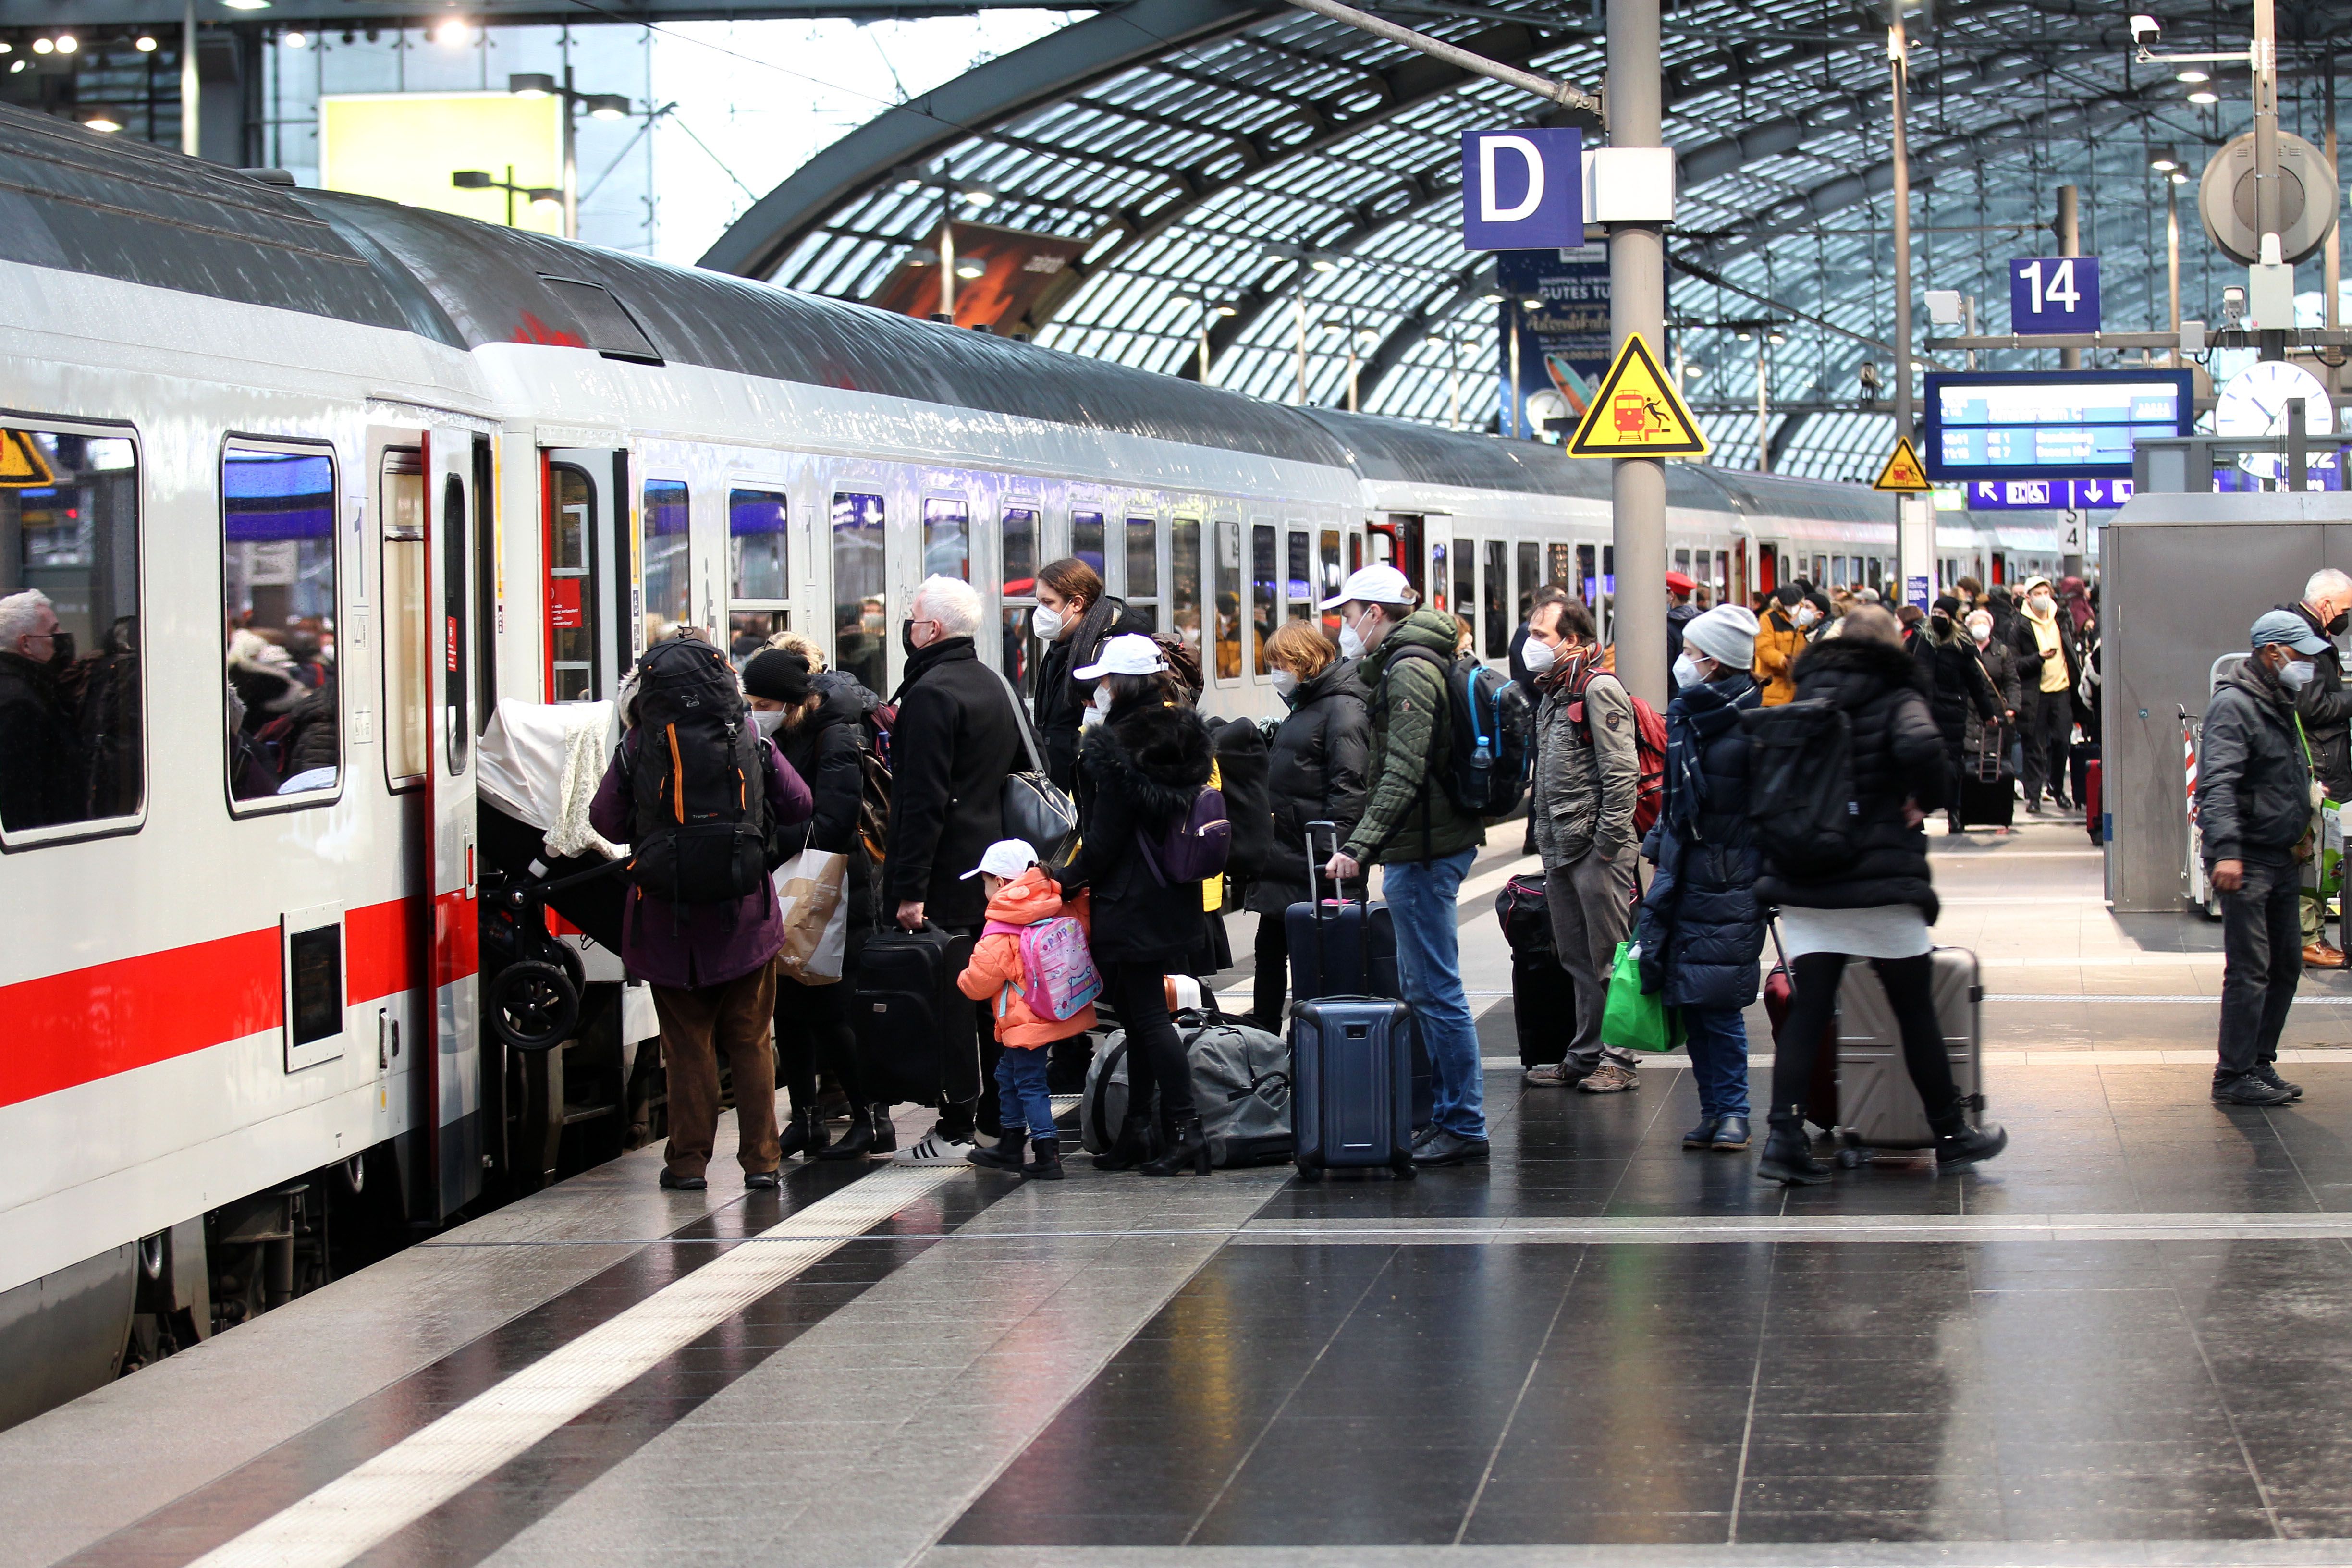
[{"x1": 14, "y1": 822, "x2": 2352, "y2": 1568}]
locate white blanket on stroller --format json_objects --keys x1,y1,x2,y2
[{"x1": 478, "y1": 699, "x2": 622, "y2": 860}]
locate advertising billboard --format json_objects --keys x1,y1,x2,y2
[
  {"x1": 1495, "y1": 244, "x2": 1613, "y2": 437},
  {"x1": 320, "y1": 92, "x2": 564, "y2": 236},
  {"x1": 866, "y1": 222, "x2": 1090, "y2": 334}
]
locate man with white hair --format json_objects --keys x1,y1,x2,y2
[
  {"x1": 0, "y1": 589, "x2": 82, "y2": 831},
  {"x1": 2284, "y1": 567, "x2": 2352, "y2": 965},
  {"x1": 881, "y1": 574, "x2": 1026, "y2": 1163}
]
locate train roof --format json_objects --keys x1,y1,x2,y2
[{"x1": 0, "y1": 102, "x2": 1894, "y2": 524}]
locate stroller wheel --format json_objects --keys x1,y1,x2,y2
[{"x1": 489, "y1": 960, "x2": 580, "y2": 1051}]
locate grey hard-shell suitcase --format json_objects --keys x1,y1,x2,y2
[
  {"x1": 1830, "y1": 946, "x2": 1984, "y2": 1164},
  {"x1": 1289, "y1": 822, "x2": 1417, "y2": 1180}
]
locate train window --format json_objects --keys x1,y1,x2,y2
[
  {"x1": 1454, "y1": 540, "x2": 1476, "y2": 638},
  {"x1": 1866, "y1": 558, "x2": 1884, "y2": 592},
  {"x1": 1125, "y1": 517, "x2": 1159, "y2": 631},
  {"x1": 1286, "y1": 530, "x2": 1312, "y2": 623},
  {"x1": 1547, "y1": 543, "x2": 1570, "y2": 589},
  {"x1": 1673, "y1": 548, "x2": 1691, "y2": 576},
  {"x1": 1516, "y1": 541, "x2": 1539, "y2": 621},
  {"x1": 441, "y1": 474, "x2": 469, "y2": 776},
  {"x1": 223, "y1": 445, "x2": 338, "y2": 805},
  {"x1": 641, "y1": 480, "x2": 690, "y2": 642},
  {"x1": 1348, "y1": 532, "x2": 1362, "y2": 574},
  {"x1": 471, "y1": 438, "x2": 497, "y2": 736},
  {"x1": 1071, "y1": 510, "x2": 1105, "y2": 576},
  {"x1": 1001, "y1": 504, "x2": 1039, "y2": 684},
  {"x1": 546, "y1": 463, "x2": 598, "y2": 703},
  {"x1": 923, "y1": 497, "x2": 970, "y2": 581},
  {"x1": 1715, "y1": 550, "x2": 1730, "y2": 600},
  {"x1": 1171, "y1": 517, "x2": 1202, "y2": 671},
  {"x1": 1250, "y1": 523, "x2": 1277, "y2": 676},
  {"x1": 727, "y1": 488, "x2": 789, "y2": 663},
  {"x1": 1483, "y1": 540, "x2": 1508, "y2": 659},
  {"x1": 831, "y1": 492, "x2": 887, "y2": 696},
  {"x1": 0, "y1": 423, "x2": 141, "y2": 841},
  {"x1": 1213, "y1": 518, "x2": 1240, "y2": 682},
  {"x1": 1320, "y1": 528, "x2": 1343, "y2": 635},
  {"x1": 1576, "y1": 544, "x2": 1595, "y2": 609},
  {"x1": 383, "y1": 450, "x2": 429, "y2": 781}
]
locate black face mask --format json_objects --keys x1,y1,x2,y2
[
  {"x1": 902, "y1": 619, "x2": 930, "y2": 659},
  {"x1": 1930, "y1": 612, "x2": 1952, "y2": 634},
  {"x1": 2328, "y1": 611, "x2": 2348, "y2": 638},
  {"x1": 41, "y1": 630, "x2": 73, "y2": 670}
]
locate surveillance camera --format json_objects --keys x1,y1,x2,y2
[{"x1": 2129, "y1": 12, "x2": 2160, "y2": 43}]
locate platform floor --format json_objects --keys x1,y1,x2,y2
[{"x1": 13, "y1": 820, "x2": 2352, "y2": 1568}]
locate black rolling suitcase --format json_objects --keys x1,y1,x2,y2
[
  {"x1": 1290, "y1": 822, "x2": 1417, "y2": 1180},
  {"x1": 1497, "y1": 873, "x2": 1575, "y2": 1067},
  {"x1": 1286, "y1": 825, "x2": 1432, "y2": 1125},
  {"x1": 852, "y1": 920, "x2": 973, "y2": 1105}
]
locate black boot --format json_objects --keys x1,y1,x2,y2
[
  {"x1": 1139, "y1": 1112, "x2": 1212, "y2": 1176},
  {"x1": 968, "y1": 1131, "x2": 1027, "y2": 1173},
  {"x1": 1024, "y1": 1135, "x2": 1066, "y2": 1181},
  {"x1": 869, "y1": 1103, "x2": 898, "y2": 1154},
  {"x1": 818, "y1": 1103, "x2": 876, "y2": 1160},
  {"x1": 777, "y1": 1105, "x2": 830, "y2": 1162},
  {"x1": 1930, "y1": 1109, "x2": 2008, "y2": 1169},
  {"x1": 1756, "y1": 1107, "x2": 1829, "y2": 1186},
  {"x1": 1093, "y1": 1112, "x2": 1155, "y2": 1171}
]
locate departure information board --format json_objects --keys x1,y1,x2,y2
[{"x1": 1922, "y1": 369, "x2": 2194, "y2": 482}]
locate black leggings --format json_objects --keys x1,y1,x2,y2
[
  {"x1": 1769, "y1": 952, "x2": 1961, "y2": 1126},
  {"x1": 774, "y1": 974, "x2": 865, "y2": 1111},
  {"x1": 1111, "y1": 961, "x2": 1194, "y2": 1121},
  {"x1": 1252, "y1": 912, "x2": 1290, "y2": 1029}
]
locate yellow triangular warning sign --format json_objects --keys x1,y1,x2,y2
[
  {"x1": 0, "y1": 430, "x2": 54, "y2": 488},
  {"x1": 1566, "y1": 333, "x2": 1710, "y2": 458},
  {"x1": 1872, "y1": 435, "x2": 1931, "y2": 492}
]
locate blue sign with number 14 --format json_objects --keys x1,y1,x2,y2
[{"x1": 2009, "y1": 256, "x2": 2101, "y2": 334}]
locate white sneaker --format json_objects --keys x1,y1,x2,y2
[{"x1": 890, "y1": 1127, "x2": 977, "y2": 1166}]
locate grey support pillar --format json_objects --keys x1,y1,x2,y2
[{"x1": 1606, "y1": 0, "x2": 1666, "y2": 710}]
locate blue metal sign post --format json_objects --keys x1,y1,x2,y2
[
  {"x1": 2009, "y1": 256, "x2": 2102, "y2": 334},
  {"x1": 1461, "y1": 129, "x2": 1583, "y2": 250}
]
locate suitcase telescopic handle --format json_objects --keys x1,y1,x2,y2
[{"x1": 1306, "y1": 819, "x2": 1339, "y2": 974}]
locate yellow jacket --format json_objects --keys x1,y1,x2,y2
[{"x1": 1754, "y1": 606, "x2": 1808, "y2": 705}]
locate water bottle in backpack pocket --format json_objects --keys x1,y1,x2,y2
[{"x1": 625, "y1": 637, "x2": 771, "y2": 906}]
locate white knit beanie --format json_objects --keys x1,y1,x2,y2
[{"x1": 1682, "y1": 604, "x2": 1760, "y2": 670}]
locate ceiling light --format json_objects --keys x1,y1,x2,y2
[
  {"x1": 2176, "y1": 68, "x2": 2209, "y2": 83},
  {"x1": 282, "y1": 29, "x2": 306, "y2": 47},
  {"x1": 31, "y1": 37, "x2": 52, "y2": 53},
  {"x1": 957, "y1": 183, "x2": 997, "y2": 207},
  {"x1": 528, "y1": 188, "x2": 563, "y2": 207},
  {"x1": 895, "y1": 177, "x2": 923, "y2": 194},
  {"x1": 220, "y1": 0, "x2": 270, "y2": 10},
  {"x1": 2188, "y1": 88, "x2": 2219, "y2": 104},
  {"x1": 1214, "y1": 303, "x2": 1237, "y2": 317},
  {"x1": 2171, "y1": 170, "x2": 2188, "y2": 184},
  {"x1": 508, "y1": 72, "x2": 555, "y2": 98},
  {"x1": 1768, "y1": 330, "x2": 1788, "y2": 345},
  {"x1": 134, "y1": 34, "x2": 156, "y2": 49},
  {"x1": 1734, "y1": 328, "x2": 1752, "y2": 340},
  {"x1": 2149, "y1": 147, "x2": 2179, "y2": 172},
  {"x1": 955, "y1": 259, "x2": 984, "y2": 279},
  {"x1": 587, "y1": 93, "x2": 629, "y2": 119},
  {"x1": 1481, "y1": 290, "x2": 1505, "y2": 304},
  {"x1": 83, "y1": 111, "x2": 120, "y2": 132},
  {"x1": 452, "y1": 170, "x2": 492, "y2": 188},
  {"x1": 0, "y1": 41, "x2": 9, "y2": 53},
  {"x1": 1520, "y1": 297, "x2": 1542, "y2": 310},
  {"x1": 1309, "y1": 256, "x2": 1339, "y2": 273},
  {"x1": 7, "y1": 58, "x2": 21, "y2": 72},
  {"x1": 431, "y1": 19, "x2": 471, "y2": 46},
  {"x1": 53, "y1": 34, "x2": 75, "y2": 52}
]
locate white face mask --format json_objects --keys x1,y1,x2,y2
[
  {"x1": 1793, "y1": 604, "x2": 1820, "y2": 629},
  {"x1": 1672, "y1": 653, "x2": 1701, "y2": 690},
  {"x1": 1089, "y1": 683, "x2": 1115, "y2": 722},
  {"x1": 1031, "y1": 603, "x2": 1063, "y2": 641},
  {"x1": 751, "y1": 708, "x2": 786, "y2": 738},
  {"x1": 1969, "y1": 620, "x2": 1992, "y2": 645},
  {"x1": 2281, "y1": 658, "x2": 2317, "y2": 691},
  {"x1": 2028, "y1": 592, "x2": 2056, "y2": 615},
  {"x1": 1338, "y1": 624, "x2": 1366, "y2": 660},
  {"x1": 1520, "y1": 637, "x2": 1557, "y2": 676},
  {"x1": 1270, "y1": 668, "x2": 1300, "y2": 700}
]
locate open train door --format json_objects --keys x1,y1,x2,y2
[{"x1": 423, "y1": 429, "x2": 483, "y2": 1218}]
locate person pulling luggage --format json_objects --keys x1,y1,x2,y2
[
  {"x1": 1048, "y1": 634, "x2": 1221, "y2": 1176},
  {"x1": 1750, "y1": 605, "x2": 2007, "y2": 1184},
  {"x1": 589, "y1": 633, "x2": 815, "y2": 1192},
  {"x1": 1634, "y1": 605, "x2": 1764, "y2": 1153},
  {"x1": 958, "y1": 839, "x2": 1100, "y2": 1180},
  {"x1": 2202, "y1": 610, "x2": 2332, "y2": 1106}
]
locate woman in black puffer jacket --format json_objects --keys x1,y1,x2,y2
[
  {"x1": 1917, "y1": 595, "x2": 2002, "y2": 835},
  {"x1": 1051, "y1": 635, "x2": 1218, "y2": 1177},
  {"x1": 1242, "y1": 621, "x2": 1370, "y2": 1032},
  {"x1": 744, "y1": 649, "x2": 894, "y2": 1162},
  {"x1": 1752, "y1": 607, "x2": 2007, "y2": 1183}
]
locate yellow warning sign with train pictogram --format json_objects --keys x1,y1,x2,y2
[
  {"x1": 1872, "y1": 435, "x2": 1932, "y2": 492},
  {"x1": 1565, "y1": 333, "x2": 1711, "y2": 458},
  {"x1": 0, "y1": 429, "x2": 56, "y2": 487}
]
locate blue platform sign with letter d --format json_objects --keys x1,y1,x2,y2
[
  {"x1": 1462, "y1": 128, "x2": 1582, "y2": 250},
  {"x1": 2009, "y1": 256, "x2": 2101, "y2": 334}
]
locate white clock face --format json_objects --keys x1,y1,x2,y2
[{"x1": 2215, "y1": 360, "x2": 2335, "y2": 437}]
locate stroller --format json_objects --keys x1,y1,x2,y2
[{"x1": 476, "y1": 700, "x2": 631, "y2": 1052}]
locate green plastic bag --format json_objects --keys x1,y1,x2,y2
[{"x1": 1600, "y1": 940, "x2": 1681, "y2": 1053}]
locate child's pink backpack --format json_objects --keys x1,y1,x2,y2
[{"x1": 981, "y1": 913, "x2": 1102, "y2": 1023}]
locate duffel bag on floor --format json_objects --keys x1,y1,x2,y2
[{"x1": 1080, "y1": 1005, "x2": 1292, "y2": 1167}]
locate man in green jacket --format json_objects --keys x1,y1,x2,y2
[{"x1": 1319, "y1": 565, "x2": 1490, "y2": 1166}]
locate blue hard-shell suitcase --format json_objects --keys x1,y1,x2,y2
[
  {"x1": 1285, "y1": 831, "x2": 1433, "y2": 1127},
  {"x1": 1289, "y1": 822, "x2": 1417, "y2": 1180}
]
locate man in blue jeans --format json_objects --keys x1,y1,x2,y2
[{"x1": 1318, "y1": 565, "x2": 1490, "y2": 1166}]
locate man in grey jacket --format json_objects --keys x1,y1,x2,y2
[{"x1": 1521, "y1": 598, "x2": 1644, "y2": 1092}]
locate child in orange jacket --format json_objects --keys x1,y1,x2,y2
[{"x1": 956, "y1": 840, "x2": 1098, "y2": 1180}]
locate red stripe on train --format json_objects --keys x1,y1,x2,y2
[{"x1": 0, "y1": 894, "x2": 478, "y2": 1111}]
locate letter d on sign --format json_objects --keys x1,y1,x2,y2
[{"x1": 1461, "y1": 126, "x2": 1582, "y2": 251}]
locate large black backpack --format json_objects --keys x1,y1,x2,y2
[
  {"x1": 1384, "y1": 644, "x2": 1531, "y2": 821},
  {"x1": 1740, "y1": 698, "x2": 1858, "y2": 877},
  {"x1": 625, "y1": 636, "x2": 770, "y2": 906}
]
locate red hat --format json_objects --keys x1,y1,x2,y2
[{"x1": 1664, "y1": 571, "x2": 1697, "y2": 594}]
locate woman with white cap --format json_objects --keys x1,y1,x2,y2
[{"x1": 1048, "y1": 633, "x2": 1220, "y2": 1176}]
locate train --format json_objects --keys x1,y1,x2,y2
[{"x1": 0, "y1": 100, "x2": 2075, "y2": 1431}]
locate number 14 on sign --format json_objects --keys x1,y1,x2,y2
[{"x1": 2009, "y1": 256, "x2": 2101, "y2": 334}]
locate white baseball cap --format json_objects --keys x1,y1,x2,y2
[
  {"x1": 960, "y1": 839, "x2": 1040, "y2": 881},
  {"x1": 1072, "y1": 632, "x2": 1169, "y2": 681},
  {"x1": 1319, "y1": 564, "x2": 1415, "y2": 611}
]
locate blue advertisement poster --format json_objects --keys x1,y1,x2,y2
[{"x1": 1496, "y1": 245, "x2": 1613, "y2": 436}]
